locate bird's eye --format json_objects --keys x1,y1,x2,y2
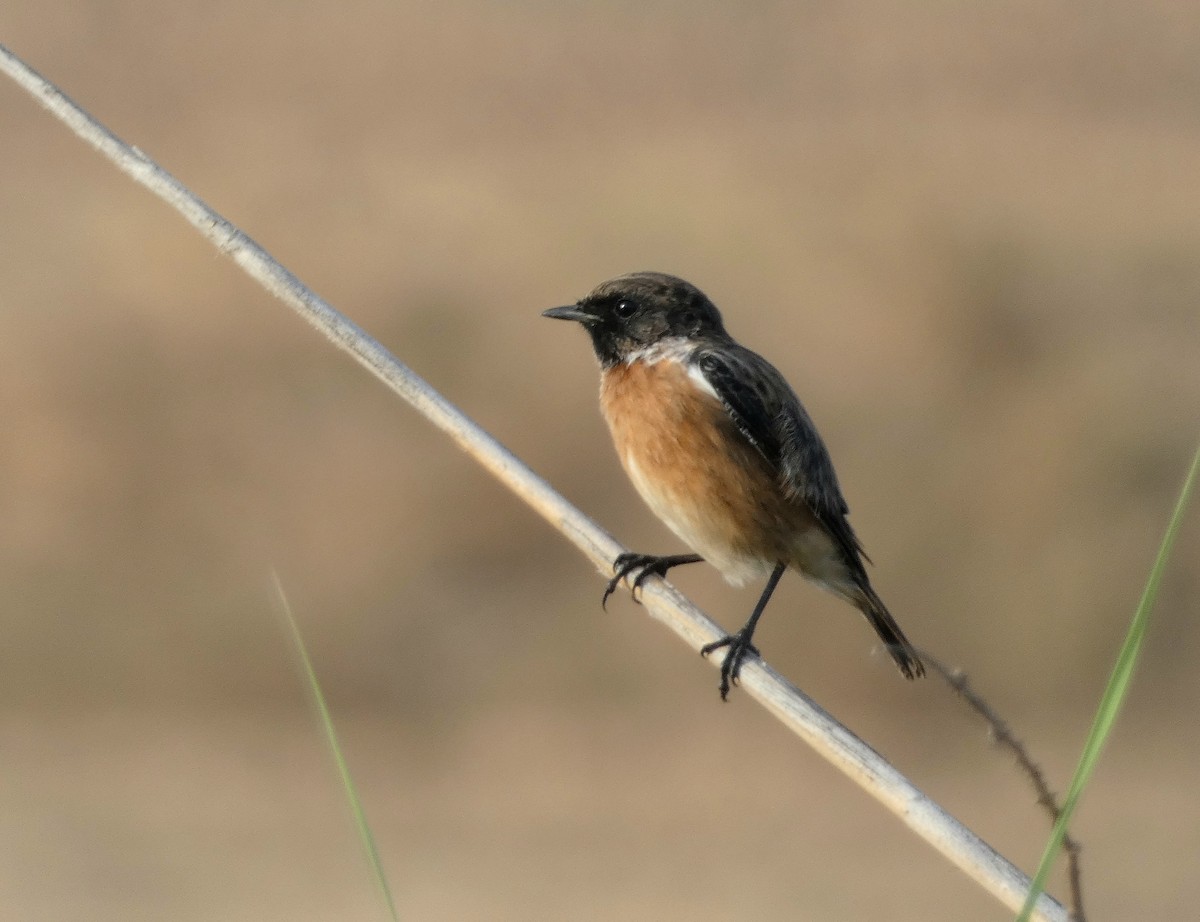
[{"x1": 614, "y1": 299, "x2": 637, "y2": 319}]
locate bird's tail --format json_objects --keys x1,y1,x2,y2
[{"x1": 854, "y1": 584, "x2": 924, "y2": 679}]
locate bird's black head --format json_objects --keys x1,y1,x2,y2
[{"x1": 543, "y1": 272, "x2": 728, "y2": 367}]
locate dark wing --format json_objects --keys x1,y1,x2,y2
[{"x1": 692, "y1": 344, "x2": 870, "y2": 569}]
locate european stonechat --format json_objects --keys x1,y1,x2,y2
[{"x1": 544, "y1": 271, "x2": 923, "y2": 699}]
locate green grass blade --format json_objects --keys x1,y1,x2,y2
[
  {"x1": 1017, "y1": 442, "x2": 1200, "y2": 921},
  {"x1": 272, "y1": 573, "x2": 400, "y2": 922}
]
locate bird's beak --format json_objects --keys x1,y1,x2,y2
[{"x1": 542, "y1": 304, "x2": 594, "y2": 323}]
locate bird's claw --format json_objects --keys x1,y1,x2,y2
[
  {"x1": 601, "y1": 553, "x2": 702, "y2": 609},
  {"x1": 602, "y1": 553, "x2": 665, "y2": 609},
  {"x1": 700, "y1": 631, "x2": 761, "y2": 701}
]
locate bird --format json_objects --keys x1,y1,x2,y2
[{"x1": 543, "y1": 271, "x2": 923, "y2": 699}]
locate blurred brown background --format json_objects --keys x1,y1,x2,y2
[{"x1": 2, "y1": 2, "x2": 1198, "y2": 919}]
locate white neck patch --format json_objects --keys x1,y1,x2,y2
[
  {"x1": 624, "y1": 337, "x2": 692, "y2": 366},
  {"x1": 624, "y1": 338, "x2": 720, "y2": 401}
]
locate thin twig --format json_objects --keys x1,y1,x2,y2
[
  {"x1": 920, "y1": 651, "x2": 1085, "y2": 921},
  {"x1": 0, "y1": 42, "x2": 1067, "y2": 922}
]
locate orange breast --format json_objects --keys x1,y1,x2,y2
[{"x1": 600, "y1": 358, "x2": 818, "y2": 584}]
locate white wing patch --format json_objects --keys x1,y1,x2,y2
[{"x1": 686, "y1": 362, "x2": 720, "y2": 400}]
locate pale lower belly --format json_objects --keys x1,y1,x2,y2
[
  {"x1": 624, "y1": 453, "x2": 776, "y2": 586},
  {"x1": 623, "y1": 451, "x2": 849, "y2": 589}
]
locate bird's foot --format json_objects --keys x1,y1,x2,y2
[
  {"x1": 700, "y1": 630, "x2": 761, "y2": 701},
  {"x1": 602, "y1": 552, "x2": 703, "y2": 609}
]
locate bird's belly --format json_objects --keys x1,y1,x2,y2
[
  {"x1": 621, "y1": 452, "x2": 771, "y2": 585},
  {"x1": 601, "y1": 357, "x2": 808, "y2": 586}
]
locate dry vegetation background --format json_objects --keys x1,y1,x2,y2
[{"x1": 2, "y1": 2, "x2": 1198, "y2": 919}]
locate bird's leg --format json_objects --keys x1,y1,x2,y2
[
  {"x1": 700, "y1": 561, "x2": 787, "y2": 700},
  {"x1": 602, "y1": 553, "x2": 704, "y2": 608}
]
